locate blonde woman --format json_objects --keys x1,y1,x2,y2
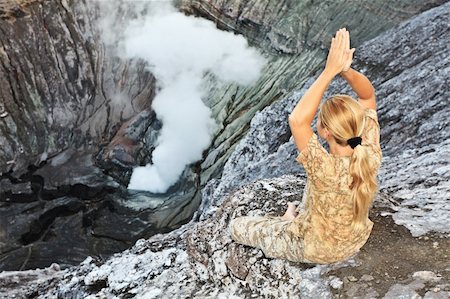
[{"x1": 229, "y1": 28, "x2": 382, "y2": 264}]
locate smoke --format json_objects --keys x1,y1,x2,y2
[{"x1": 96, "y1": 1, "x2": 266, "y2": 193}]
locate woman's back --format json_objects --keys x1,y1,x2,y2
[{"x1": 286, "y1": 108, "x2": 382, "y2": 264}]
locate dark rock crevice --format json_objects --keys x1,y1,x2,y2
[{"x1": 20, "y1": 198, "x2": 85, "y2": 245}]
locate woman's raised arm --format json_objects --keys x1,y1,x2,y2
[
  {"x1": 340, "y1": 68, "x2": 377, "y2": 110},
  {"x1": 288, "y1": 70, "x2": 335, "y2": 151},
  {"x1": 289, "y1": 28, "x2": 351, "y2": 151}
]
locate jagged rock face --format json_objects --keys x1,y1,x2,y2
[
  {"x1": 0, "y1": 177, "x2": 353, "y2": 298},
  {"x1": 0, "y1": 0, "x2": 184, "y2": 272},
  {"x1": 178, "y1": 0, "x2": 447, "y2": 54},
  {"x1": 0, "y1": 0, "x2": 155, "y2": 175},
  {"x1": 3, "y1": 178, "x2": 448, "y2": 298},
  {"x1": 177, "y1": 0, "x2": 449, "y2": 191},
  {"x1": 2, "y1": 0, "x2": 446, "y2": 273},
  {"x1": 1, "y1": 2, "x2": 449, "y2": 298}
]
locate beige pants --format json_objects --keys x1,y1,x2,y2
[{"x1": 229, "y1": 215, "x2": 312, "y2": 263}]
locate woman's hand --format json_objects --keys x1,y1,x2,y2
[
  {"x1": 325, "y1": 28, "x2": 355, "y2": 76},
  {"x1": 281, "y1": 202, "x2": 298, "y2": 221}
]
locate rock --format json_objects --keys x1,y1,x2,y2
[
  {"x1": 0, "y1": 156, "x2": 201, "y2": 271},
  {"x1": 34, "y1": 149, "x2": 119, "y2": 191},
  {"x1": 0, "y1": 179, "x2": 32, "y2": 195},
  {"x1": 424, "y1": 290, "x2": 450, "y2": 299},
  {"x1": 328, "y1": 276, "x2": 344, "y2": 289},
  {"x1": 0, "y1": 0, "x2": 155, "y2": 176},
  {"x1": 381, "y1": 270, "x2": 449, "y2": 299},
  {"x1": 0, "y1": 262, "x2": 64, "y2": 298},
  {"x1": 360, "y1": 274, "x2": 374, "y2": 282},
  {"x1": 347, "y1": 275, "x2": 358, "y2": 282},
  {"x1": 94, "y1": 109, "x2": 161, "y2": 185},
  {"x1": 383, "y1": 283, "x2": 422, "y2": 299},
  {"x1": 0, "y1": 0, "x2": 201, "y2": 271},
  {"x1": 412, "y1": 271, "x2": 442, "y2": 283},
  {"x1": 177, "y1": 0, "x2": 447, "y2": 54},
  {"x1": 37, "y1": 2, "x2": 446, "y2": 296},
  {"x1": 1, "y1": 0, "x2": 448, "y2": 273},
  {"x1": 0, "y1": 0, "x2": 449, "y2": 298}
]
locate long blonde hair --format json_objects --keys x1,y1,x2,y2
[{"x1": 318, "y1": 94, "x2": 378, "y2": 231}]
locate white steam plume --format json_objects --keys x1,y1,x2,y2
[{"x1": 98, "y1": 1, "x2": 266, "y2": 193}]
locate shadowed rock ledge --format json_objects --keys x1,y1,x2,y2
[{"x1": 0, "y1": 2, "x2": 448, "y2": 298}]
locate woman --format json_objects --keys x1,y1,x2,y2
[{"x1": 229, "y1": 28, "x2": 382, "y2": 264}]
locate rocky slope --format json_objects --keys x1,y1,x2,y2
[
  {"x1": 176, "y1": 0, "x2": 449, "y2": 188},
  {"x1": 1, "y1": 2, "x2": 448, "y2": 298},
  {"x1": 2, "y1": 0, "x2": 446, "y2": 271},
  {"x1": 0, "y1": 0, "x2": 162, "y2": 271}
]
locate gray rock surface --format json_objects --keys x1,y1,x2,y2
[
  {"x1": 2, "y1": 0, "x2": 446, "y2": 272},
  {"x1": 200, "y1": 0, "x2": 450, "y2": 237},
  {"x1": 2, "y1": 177, "x2": 448, "y2": 298},
  {"x1": 1, "y1": 2, "x2": 449, "y2": 298},
  {"x1": 177, "y1": 0, "x2": 450, "y2": 190},
  {"x1": 0, "y1": 0, "x2": 155, "y2": 175},
  {"x1": 0, "y1": 0, "x2": 195, "y2": 271}
]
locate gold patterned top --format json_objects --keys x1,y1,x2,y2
[{"x1": 286, "y1": 108, "x2": 382, "y2": 264}]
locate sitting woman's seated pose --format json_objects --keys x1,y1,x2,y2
[{"x1": 229, "y1": 28, "x2": 382, "y2": 264}]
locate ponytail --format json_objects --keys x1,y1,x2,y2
[{"x1": 348, "y1": 144, "x2": 378, "y2": 232}]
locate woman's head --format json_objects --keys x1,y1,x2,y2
[
  {"x1": 317, "y1": 94, "x2": 365, "y2": 145},
  {"x1": 318, "y1": 94, "x2": 378, "y2": 231}
]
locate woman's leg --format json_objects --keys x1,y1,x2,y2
[
  {"x1": 229, "y1": 215, "x2": 308, "y2": 262},
  {"x1": 229, "y1": 215, "x2": 276, "y2": 248}
]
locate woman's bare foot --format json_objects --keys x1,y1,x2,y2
[{"x1": 281, "y1": 202, "x2": 298, "y2": 221}]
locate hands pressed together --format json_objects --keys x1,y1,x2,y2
[
  {"x1": 324, "y1": 27, "x2": 355, "y2": 76},
  {"x1": 282, "y1": 28, "x2": 356, "y2": 222}
]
